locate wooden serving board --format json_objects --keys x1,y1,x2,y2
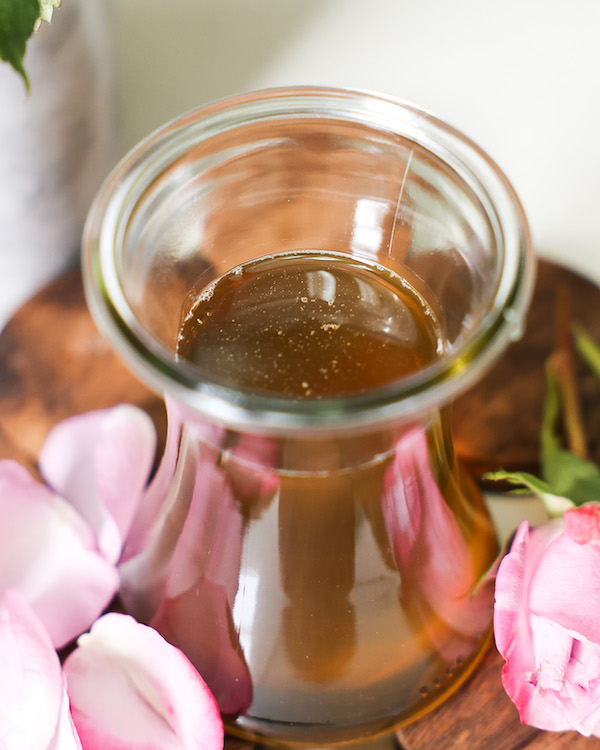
[
  {"x1": 453, "y1": 259, "x2": 600, "y2": 483},
  {"x1": 1, "y1": 264, "x2": 599, "y2": 749}
]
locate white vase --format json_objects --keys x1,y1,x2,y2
[{"x1": 0, "y1": 0, "x2": 114, "y2": 329}]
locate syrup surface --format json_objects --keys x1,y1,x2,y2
[{"x1": 176, "y1": 250, "x2": 442, "y2": 397}]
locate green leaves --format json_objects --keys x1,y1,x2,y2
[
  {"x1": 575, "y1": 325, "x2": 600, "y2": 380},
  {"x1": 0, "y1": 0, "x2": 39, "y2": 89},
  {"x1": 0, "y1": 0, "x2": 61, "y2": 90},
  {"x1": 37, "y1": 0, "x2": 61, "y2": 26},
  {"x1": 484, "y1": 469, "x2": 575, "y2": 517},
  {"x1": 485, "y1": 322, "x2": 600, "y2": 517},
  {"x1": 539, "y1": 362, "x2": 600, "y2": 506}
]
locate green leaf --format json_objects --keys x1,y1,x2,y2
[
  {"x1": 574, "y1": 324, "x2": 600, "y2": 381},
  {"x1": 488, "y1": 324, "x2": 600, "y2": 517},
  {"x1": 0, "y1": 0, "x2": 40, "y2": 89},
  {"x1": 484, "y1": 469, "x2": 575, "y2": 517},
  {"x1": 539, "y1": 361, "x2": 600, "y2": 506},
  {"x1": 542, "y1": 449, "x2": 600, "y2": 506},
  {"x1": 539, "y1": 361, "x2": 562, "y2": 474},
  {"x1": 36, "y1": 0, "x2": 61, "y2": 27}
]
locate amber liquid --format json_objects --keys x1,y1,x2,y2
[{"x1": 175, "y1": 251, "x2": 497, "y2": 745}]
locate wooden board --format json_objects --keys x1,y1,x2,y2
[
  {"x1": 1, "y1": 266, "x2": 599, "y2": 749},
  {"x1": 453, "y1": 259, "x2": 600, "y2": 483},
  {"x1": 396, "y1": 644, "x2": 600, "y2": 749}
]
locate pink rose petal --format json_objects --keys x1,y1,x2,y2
[
  {"x1": 494, "y1": 519, "x2": 564, "y2": 660},
  {"x1": 0, "y1": 461, "x2": 119, "y2": 648},
  {"x1": 119, "y1": 421, "x2": 232, "y2": 624},
  {"x1": 40, "y1": 405, "x2": 156, "y2": 564},
  {"x1": 528, "y1": 531, "x2": 600, "y2": 644},
  {"x1": 48, "y1": 690, "x2": 83, "y2": 750},
  {"x1": 493, "y1": 523, "x2": 528, "y2": 659},
  {"x1": 226, "y1": 434, "x2": 281, "y2": 504},
  {"x1": 165, "y1": 457, "x2": 242, "y2": 603},
  {"x1": 151, "y1": 579, "x2": 252, "y2": 716},
  {"x1": 120, "y1": 396, "x2": 183, "y2": 563},
  {"x1": 64, "y1": 613, "x2": 224, "y2": 750},
  {"x1": 499, "y1": 611, "x2": 574, "y2": 733},
  {"x1": 566, "y1": 638, "x2": 600, "y2": 691},
  {"x1": 564, "y1": 503, "x2": 600, "y2": 545},
  {"x1": 0, "y1": 590, "x2": 75, "y2": 749},
  {"x1": 494, "y1": 515, "x2": 600, "y2": 736},
  {"x1": 530, "y1": 614, "x2": 572, "y2": 691}
]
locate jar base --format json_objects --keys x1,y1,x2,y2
[{"x1": 224, "y1": 629, "x2": 494, "y2": 749}]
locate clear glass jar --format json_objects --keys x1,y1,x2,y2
[{"x1": 82, "y1": 87, "x2": 534, "y2": 746}]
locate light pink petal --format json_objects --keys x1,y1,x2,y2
[
  {"x1": 0, "y1": 590, "x2": 65, "y2": 749},
  {"x1": 64, "y1": 613, "x2": 224, "y2": 750},
  {"x1": 494, "y1": 518, "x2": 565, "y2": 658},
  {"x1": 40, "y1": 405, "x2": 156, "y2": 564},
  {"x1": 564, "y1": 503, "x2": 600, "y2": 545},
  {"x1": 119, "y1": 421, "x2": 231, "y2": 624},
  {"x1": 493, "y1": 521, "x2": 530, "y2": 658},
  {"x1": 511, "y1": 655, "x2": 600, "y2": 737},
  {"x1": 516, "y1": 677, "x2": 579, "y2": 733},
  {"x1": 120, "y1": 396, "x2": 183, "y2": 563},
  {"x1": 560, "y1": 673, "x2": 600, "y2": 736},
  {"x1": 0, "y1": 460, "x2": 119, "y2": 648},
  {"x1": 118, "y1": 427, "x2": 202, "y2": 624},
  {"x1": 528, "y1": 531, "x2": 600, "y2": 643},
  {"x1": 151, "y1": 579, "x2": 252, "y2": 716},
  {"x1": 567, "y1": 638, "x2": 600, "y2": 690},
  {"x1": 500, "y1": 619, "x2": 574, "y2": 733},
  {"x1": 530, "y1": 614, "x2": 573, "y2": 691},
  {"x1": 48, "y1": 690, "x2": 83, "y2": 750},
  {"x1": 165, "y1": 456, "x2": 244, "y2": 603}
]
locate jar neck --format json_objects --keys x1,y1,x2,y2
[{"x1": 179, "y1": 401, "x2": 454, "y2": 478}]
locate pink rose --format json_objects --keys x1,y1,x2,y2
[{"x1": 494, "y1": 503, "x2": 600, "y2": 735}]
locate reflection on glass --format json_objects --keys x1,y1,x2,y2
[{"x1": 119, "y1": 404, "x2": 497, "y2": 745}]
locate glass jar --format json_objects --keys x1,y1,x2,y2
[{"x1": 82, "y1": 87, "x2": 534, "y2": 746}]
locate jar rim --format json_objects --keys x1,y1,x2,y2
[{"x1": 82, "y1": 85, "x2": 535, "y2": 434}]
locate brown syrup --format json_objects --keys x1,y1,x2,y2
[
  {"x1": 176, "y1": 250, "x2": 442, "y2": 397},
  {"x1": 170, "y1": 251, "x2": 496, "y2": 745}
]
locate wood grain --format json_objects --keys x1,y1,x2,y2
[
  {"x1": 397, "y1": 645, "x2": 600, "y2": 749},
  {"x1": 0, "y1": 268, "x2": 166, "y2": 475},
  {"x1": 453, "y1": 259, "x2": 600, "y2": 484},
  {"x1": 1, "y1": 266, "x2": 599, "y2": 749}
]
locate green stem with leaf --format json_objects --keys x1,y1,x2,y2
[
  {"x1": 0, "y1": 0, "x2": 61, "y2": 90},
  {"x1": 485, "y1": 292, "x2": 600, "y2": 517}
]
